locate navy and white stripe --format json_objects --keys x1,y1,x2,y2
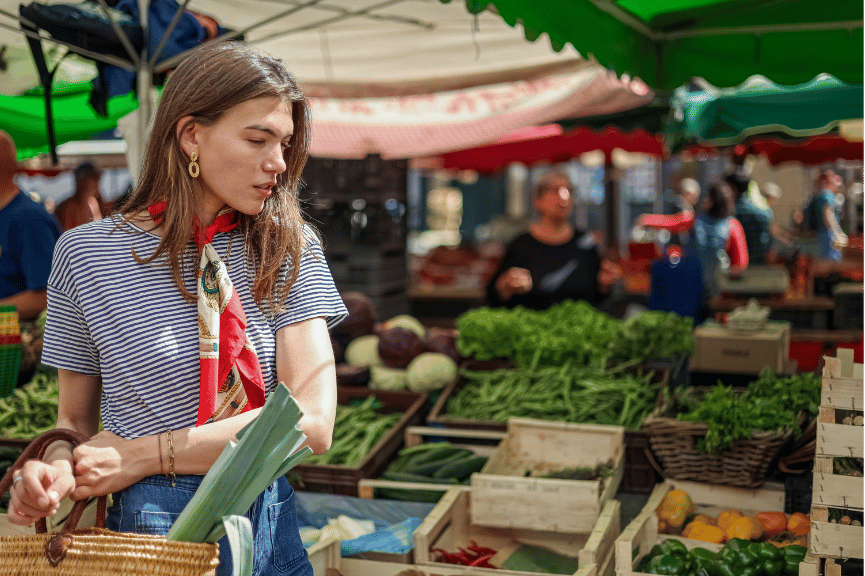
[{"x1": 42, "y1": 216, "x2": 347, "y2": 439}]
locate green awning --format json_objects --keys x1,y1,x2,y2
[
  {"x1": 663, "y1": 74, "x2": 864, "y2": 152},
  {"x1": 0, "y1": 82, "x2": 139, "y2": 160},
  {"x1": 453, "y1": 0, "x2": 863, "y2": 90}
]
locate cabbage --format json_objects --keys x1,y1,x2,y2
[
  {"x1": 406, "y1": 352, "x2": 458, "y2": 392},
  {"x1": 382, "y1": 314, "x2": 426, "y2": 339},
  {"x1": 344, "y1": 335, "x2": 383, "y2": 367},
  {"x1": 369, "y1": 365, "x2": 408, "y2": 391}
]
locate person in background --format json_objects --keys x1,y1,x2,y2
[
  {"x1": 802, "y1": 169, "x2": 847, "y2": 261},
  {"x1": 726, "y1": 171, "x2": 772, "y2": 266},
  {"x1": 54, "y1": 162, "x2": 106, "y2": 231},
  {"x1": 637, "y1": 181, "x2": 748, "y2": 296},
  {"x1": 0, "y1": 130, "x2": 62, "y2": 321},
  {"x1": 7, "y1": 42, "x2": 347, "y2": 576},
  {"x1": 486, "y1": 169, "x2": 621, "y2": 310},
  {"x1": 761, "y1": 182, "x2": 794, "y2": 260}
]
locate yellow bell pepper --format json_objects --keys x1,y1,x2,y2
[
  {"x1": 717, "y1": 509, "x2": 744, "y2": 531},
  {"x1": 655, "y1": 489, "x2": 694, "y2": 534},
  {"x1": 686, "y1": 523, "x2": 726, "y2": 544}
]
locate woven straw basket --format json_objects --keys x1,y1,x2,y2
[
  {"x1": 0, "y1": 429, "x2": 220, "y2": 576},
  {"x1": 643, "y1": 416, "x2": 792, "y2": 488}
]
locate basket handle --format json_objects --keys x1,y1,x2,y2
[{"x1": 0, "y1": 428, "x2": 108, "y2": 533}]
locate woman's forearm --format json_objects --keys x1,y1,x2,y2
[{"x1": 161, "y1": 408, "x2": 262, "y2": 476}]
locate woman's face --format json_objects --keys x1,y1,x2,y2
[
  {"x1": 534, "y1": 176, "x2": 574, "y2": 221},
  {"x1": 184, "y1": 96, "x2": 294, "y2": 221}
]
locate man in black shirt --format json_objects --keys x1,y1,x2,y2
[{"x1": 486, "y1": 169, "x2": 620, "y2": 310}]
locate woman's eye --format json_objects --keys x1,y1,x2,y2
[{"x1": 249, "y1": 139, "x2": 265, "y2": 145}]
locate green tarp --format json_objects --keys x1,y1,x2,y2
[
  {"x1": 0, "y1": 82, "x2": 139, "y2": 161},
  {"x1": 663, "y1": 74, "x2": 863, "y2": 152},
  {"x1": 453, "y1": 0, "x2": 863, "y2": 90}
]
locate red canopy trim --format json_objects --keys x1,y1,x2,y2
[{"x1": 434, "y1": 125, "x2": 663, "y2": 173}]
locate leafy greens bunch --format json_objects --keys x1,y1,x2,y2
[{"x1": 676, "y1": 368, "x2": 821, "y2": 454}]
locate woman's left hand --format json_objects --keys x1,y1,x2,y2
[
  {"x1": 71, "y1": 431, "x2": 145, "y2": 500},
  {"x1": 598, "y1": 259, "x2": 622, "y2": 293}
]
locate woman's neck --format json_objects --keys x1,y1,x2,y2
[{"x1": 530, "y1": 218, "x2": 574, "y2": 245}]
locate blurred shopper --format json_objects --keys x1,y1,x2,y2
[
  {"x1": 54, "y1": 162, "x2": 106, "y2": 231},
  {"x1": 638, "y1": 181, "x2": 748, "y2": 296},
  {"x1": 0, "y1": 130, "x2": 62, "y2": 321},
  {"x1": 802, "y1": 169, "x2": 847, "y2": 261},
  {"x1": 486, "y1": 169, "x2": 621, "y2": 310},
  {"x1": 726, "y1": 171, "x2": 772, "y2": 265},
  {"x1": 761, "y1": 182, "x2": 794, "y2": 260}
]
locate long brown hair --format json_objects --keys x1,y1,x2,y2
[{"x1": 121, "y1": 41, "x2": 311, "y2": 312}]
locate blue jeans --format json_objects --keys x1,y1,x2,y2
[{"x1": 106, "y1": 474, "x2": 312, "y2": 576}]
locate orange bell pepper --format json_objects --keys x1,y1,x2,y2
[
  {"x1": 788, "y1": 512, "x2": 811, "y2": 536},
  {"x1": 756, "y1": 511, "x2": 788, "y2": 539},
  {"x1": 725, "y1": 516, "x2": 764, "y2": 541},
  {"x1": 717, "y1": 509, "x2": 744, "y2": 531}
]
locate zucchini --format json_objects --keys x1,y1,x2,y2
[
  {"x1": 433, "y1": 455, "x2": 488, "y2": 480},
  {"x1": 380, "y1": 470, "x2": 459, "y2": 484}
]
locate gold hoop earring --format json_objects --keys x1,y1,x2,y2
[{"x1": 188, "y1": 151, "x2": 200, "y2": 178}]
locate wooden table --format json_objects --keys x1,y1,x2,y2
[{"x1": 709, "y1": 295, "x2": 836, "y2": 329}]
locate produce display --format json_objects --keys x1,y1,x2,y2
[
  {"x1": 0, "y1": 371, "x2": 59, "y2": 439},
  {"x1": 330, "y1": 292, "x2": 460, "y2": 392},
  {"x1": 304, "y1": 396, "x2": 402, "y2": 466},
  {"x1": 444, "y1": 363, "x2": 661, "y2": 429},
  {"x1": 673, "y1": 369, "x2": 821, "y2": 454},
  {"x1": 637, "y1": 538, "x2": 806, "y2": 576},
  {"x1": 0, "y1": 446, "x2": 23, "y2": 512},
  {"x1": 655, "y1": 488, "x2": 811, "y2": 547},
  {"x1": 374, "y1": 442, "x2": 488, "y2": 502},
  {"x1": 455, "y1": 300, "x2": 693, "y2": 369}
]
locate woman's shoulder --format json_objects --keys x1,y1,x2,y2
[{"x1": 55, "y1": 215, "x2": 153, "y2": 255}]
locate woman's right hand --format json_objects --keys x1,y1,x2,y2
[
  {"x1": 496, "y1": 267, "x2": 532, "y2": 300},
  {"x1": 6, "y1": 459, "x2": 76, "y2": 526}
]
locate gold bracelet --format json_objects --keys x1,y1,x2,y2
[{"x1": 166, "y1": 429, "x2": 176, "y2": 486}]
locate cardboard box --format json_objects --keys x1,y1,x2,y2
[{"x1": 691, "y1": 320, "x2": 790, "y2": 374}]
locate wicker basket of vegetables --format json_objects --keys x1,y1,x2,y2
[{"x1": 643, "y1": 369, "x2": 821, "y2": 488}]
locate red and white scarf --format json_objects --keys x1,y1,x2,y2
[{"x1": 149, "y1": 202, "x2": 266, "y2": 425}]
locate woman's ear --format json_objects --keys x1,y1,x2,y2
[{"x1": 176, "y1": 115, "x2": 199, "y2": 157}]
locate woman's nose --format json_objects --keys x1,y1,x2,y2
[{"x1": 264, "y1": 146, "x2": 287, "y2": 174}]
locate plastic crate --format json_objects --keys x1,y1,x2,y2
[
  {"x1": 0, "y1": 306, "x2": 21, "y2": 398},
  {"x1": 784, "y1": 473, "x2": 813, "y2": 515},
  {"x1": 833, "y1": 282, "x2": 864, "y2": 329}
]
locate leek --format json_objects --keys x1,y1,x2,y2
[{"x1": 167, "y1": 383, "x2": 313, "y2": 545}]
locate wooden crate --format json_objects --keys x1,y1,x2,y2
[
  {"x1": 414, "y1": 488, "x2": 619, "y2": 576},
  {"x1": 309, "y1": 537, "x2": 342, "y2": 576},
  {"x1": 329, "y1": 547, "x2": 614, "y2": 576},
  {"x1": 470, "y1": 418, "x2": 624, "y2": 534},
  {"x1": 615, "y1": 479, "x2": 786, "y2": 575},
  {"x1": 357, "y1": 427, "x2": 506, "y2": 501},
  {"x1": 805, "y1": 350, "x2": 863, "y2": 569},
  {"x1": 293, "y1": 388, "x2": 428, "y2": 496}
]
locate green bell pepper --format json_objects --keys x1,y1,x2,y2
[
  {"x1": 783, "y1": 545, "x2": 807, "y2": 576},
  {"x1": 659, "y1": 539, "x2": 689, "y2": 557},
  {"x1": 758, "y1": 542, "x2": 784, "y2": 562},
  {"x1": 763, "y1": 558, "x2": 786, "y2": 576},
  {"x1": 654, "y1": 553, "x2": 689, "y2": 576}
]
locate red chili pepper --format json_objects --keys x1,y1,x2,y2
[
  {"x1": 430, "y1": 548, "x2": 460, "y2": 564},
  {"x1": 468, "y1": 540, "x2": 497, "y2": 555},
  {"x1": 468, "y1": 552, "x2": 496, "y2": 567}
]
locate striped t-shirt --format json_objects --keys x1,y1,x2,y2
[{"x1": 41, "y1": 216, "x2": 347, "y2": 439}]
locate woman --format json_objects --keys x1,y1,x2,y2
[
  {"x1": 486, "y1": 169, "x2": 620, "y2": 310},
  {"x1": 7, "y1": 42, "x2": 347, "y2": 576},
  {"x1": 638, "y1": 180, "x2": 749, "y2": 295}
]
